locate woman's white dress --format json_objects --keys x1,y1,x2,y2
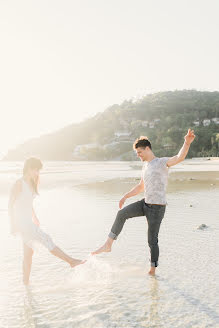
[{"x1": 13, "y1": 178, "x2": 55, "y2": 251}]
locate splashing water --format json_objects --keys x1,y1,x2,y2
[{"x1": 68, "y1": 254, "x2": 118, "y2": 287}]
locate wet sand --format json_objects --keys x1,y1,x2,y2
[
  {"x1": 75, "y1": 169, "x2": 219, "y2": 194},
  {"x1": 75, "y1": 157, "x2": 219, "y2": 193},
  {"x1": 0, "y1": 159, "x2": 219, "y2": 328},
  {"x1": 1, "y1": 158, "x2": 219, "y2": 195}
]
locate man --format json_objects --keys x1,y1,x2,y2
[{"x1": 92, "y1": 128, "x2": 195, "y2": 275}]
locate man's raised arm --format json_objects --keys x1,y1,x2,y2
[{"x1": 166, "y1": 128, "x2": 196, "y2": 168}]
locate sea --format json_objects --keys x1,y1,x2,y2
[{"x1": 0, "y1": 160, "x2": 218, "y2": 328}]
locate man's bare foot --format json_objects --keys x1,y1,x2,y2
[
  {"x1": 70, "y1": 259, "x2": 86, "y2": 268},
  {"x1": 148, "y1": 267, "x2": 156, "y2": 276},
  {"x1": 91, "y1": 241, "x2": 112, "y2": 255}
]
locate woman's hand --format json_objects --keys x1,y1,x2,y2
[
  {"x1": 32, "y1": 206, "x2": 40, "y2": 226},
  {"x1": 33, "y1": 216, "x2": 40, "y2": 226}
]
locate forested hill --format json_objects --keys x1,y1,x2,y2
[{"x1": 3, "y1": 90, "x2": 219, "y2": 161}]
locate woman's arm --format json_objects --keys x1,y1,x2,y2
[
  {"x1": 32, "y1": 207, "x2": 40, "y2": 226},
  {"x1": 8, "y1": 180, "x2": 22, "y2": 234}
]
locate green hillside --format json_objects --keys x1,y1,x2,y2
[{"x1": 3, "y1": 90, "x2": 219, "y2": 161}]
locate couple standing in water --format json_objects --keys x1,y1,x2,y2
[{"x1": 8, "y1": 128, "x2": 195, "y2": 284}]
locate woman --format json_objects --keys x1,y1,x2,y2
[{"x1": 8, "y1": 157, "x2": 85, "y2": 285}]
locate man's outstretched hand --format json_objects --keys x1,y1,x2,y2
[
  {"x1": 119, "y1": 197, "x2": 126, "y2": 209},
  {"x1": 184, "y1": 128, "x2": 195, "y2": 145}
]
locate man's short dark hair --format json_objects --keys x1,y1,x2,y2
[{"x1": 133, "y1": 136, "x2": 152, "y2": 150}]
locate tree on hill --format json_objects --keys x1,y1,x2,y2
[{"x1": 3, "y1": 90, "x2": 219, "y2": 161}]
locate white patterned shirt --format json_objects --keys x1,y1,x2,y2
[{"x1": 142, "y1": 157, "x2": 169, "y2": 205}]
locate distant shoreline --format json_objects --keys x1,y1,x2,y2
[
  {"x1": 0, "y1": 158, "x2": 218, "y2": 195},
  {"x1": 1, "y1": 156, "x2": 219, "y2": 163}
]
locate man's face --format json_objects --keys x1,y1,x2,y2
[{"x1": 135, "y1": 147, "x2": 149, "y2": 161}]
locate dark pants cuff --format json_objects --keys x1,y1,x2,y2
[{"x1": 108, "y1": 231, "x2": 118, "y2": 240}]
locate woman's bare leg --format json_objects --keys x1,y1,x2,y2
[
  {"x1": 23, "y1": 244, "x2": 34, "y2": 285},
  {"x1": 50, "y1": 246, "x2": 86, "y2": 267}
]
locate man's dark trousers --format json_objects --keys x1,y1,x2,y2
[{"x1": 108, "y1": 198, "x2": 166, "y2": 267}]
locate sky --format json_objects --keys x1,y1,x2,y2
[{"x1": 0, "y1": 0, "x2": 219, "y2": 157}]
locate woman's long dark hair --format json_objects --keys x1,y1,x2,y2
[{"x1": 23, "y1": 157, "x2": 43, "y2": 194}]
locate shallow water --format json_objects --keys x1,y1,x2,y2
[{"x1": 0, "y1": 161, "x2": 219, "y2": 328}]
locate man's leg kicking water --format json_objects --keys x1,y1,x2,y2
[
  {"x1": 92, "y1": 199, "x2": 145, "y2": 254},
  {"x1": 92, "y1": 199, "x2": 165, "y2": 276}
]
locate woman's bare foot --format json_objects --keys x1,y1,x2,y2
[
  {"x1": 148, "y1": 267, "x2": 156, "y2": 276},
  {"x1": 70, "y1": 259, "x2": 86, "y2": 268},
  {"x1": 23, "y1": 278, "x2": 30, "y2": 285},
  {"x1": 91, "y1": 238, "x2": 114, "y2": 255}
]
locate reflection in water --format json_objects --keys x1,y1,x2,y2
[
  {"x1": 148, "y1": 277, "x2": 161, "y2": 326},
  {"x1": 141, "y1": 276, "x2": 162, "y2": 327},
  {"x1": 21, "y1": 287, "x2": 38, "y2": 328}
]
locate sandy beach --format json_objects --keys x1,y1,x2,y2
[
  {"x1": 0, "y1": 158, "x2": 218, "y2": 328},
  {"x1": 75, "y1": 158, "x2": 219, "y2": 193}
]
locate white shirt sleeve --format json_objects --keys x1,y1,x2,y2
[{"x1": 160, "y1": 157, "x2": 170, "y2": 167}]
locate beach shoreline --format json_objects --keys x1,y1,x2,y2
[{"x1": 0, "y1": 158, "x2": 219, "y2": 195}]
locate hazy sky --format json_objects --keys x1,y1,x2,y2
[{"x1": 0, "y1": 0, "x2": 219, "y2": 157}]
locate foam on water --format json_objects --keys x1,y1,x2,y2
[{"x1": 67, "y1": 254, "x2": 118, "y2": 286}]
